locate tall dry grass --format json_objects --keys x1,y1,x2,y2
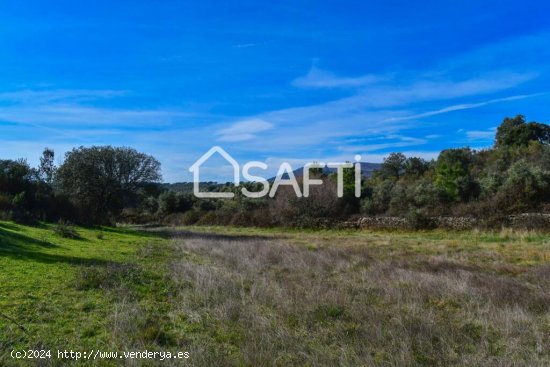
[{"x1": 166, "y1": 232, "x2": 550, "y2": 366}]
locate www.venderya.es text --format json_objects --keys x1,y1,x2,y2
[{"x1": 11, "y1": 349, "x2": 190, "y2": 361}]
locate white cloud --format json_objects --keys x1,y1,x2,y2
[
  {"x1": 0, "y1": 89, "x2": 128, "y2": 104},
  {"x1": 233, "y1": 43, "x2": 260, "y2": 49},
  {"x1": 352, "y1": 71, "x2": 537, "y2": 109},
  {"x1": 466, "y1": 127, "x2": 497, "y2": 140},
  {"x1": 292, "y1": 66, "x2": 381, "y2": 89},
  {"x1": 217, "y1": 118, "x2": 274, "y2": 142},
  {"x1": 338, "y1": 135, "x2": 427, "y2": 153},
  {"x1": 226, "y1": 72, "x2": 539, "y2": 154},
  {"x1": 380, "y1": 93, "x2": 543, "y2": 124},
  {"x1": 0, "y1": 88, "x2": 199, "y2": 129},
  {"x1": 0, "y1": 105, "x2": 194, "y2": 127}
]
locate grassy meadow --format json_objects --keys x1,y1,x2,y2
[{"x1": 1, "y1": 222, "x2": 550, "y2": 366}]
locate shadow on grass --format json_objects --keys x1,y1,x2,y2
[
  {"x1": 0, "y1": 222, "x2": 24, "y2": 232},
  {"x1": 0, "y1": 227, "x2": 112, "y2": 266},
  {"x1": 99, "y1": 225, "x2": 168, "y2": 239},
  {"x1": 157, "y1": 228, "x2": 278, "y2": 242}
]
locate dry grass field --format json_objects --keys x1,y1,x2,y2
[{"x1": 166, "y1": 227, "x2": 550, "y2": 366}]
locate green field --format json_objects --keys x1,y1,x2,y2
[{"x1": 1, "y1": 222, "x2": 550, "y2": 366}]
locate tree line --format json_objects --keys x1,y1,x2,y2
[
  {"x1": 154, "y1": 115, "x2": 550, "y2": 228},
  {"x1": 0, "y1": 115, "x2": 549, "y2": 228},
  {"x1": 0, "y1": 146, "x2": 161, "y2": 225}
]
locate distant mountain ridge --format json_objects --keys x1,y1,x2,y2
[
  {"x1": 274, "y1": 162, "x2": 382, "y2": 180},
  {"x1": 164, "y1": 162, "x2": 381, "y2": 192}
]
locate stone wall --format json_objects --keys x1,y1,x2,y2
[
  {"x1": 507, "y1": 213, "x2": 550, "y2": 229},
  {"x1": 357, "y1": 216, "x2": 407, "y2": 229},
  {"x1": 432, "y1": 217, "x2": 477, "y2": 230},
  {"x1": 339, "y1": 213, "x2": 550, "y2": 230}
]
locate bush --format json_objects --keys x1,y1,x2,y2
[
  {"x1": 11, "y1": 210, "x2": 38, "y2": 225},
  {"x1": 53, "y1": 220, "x2": 80, "y2": 239},
  {"x1": 268, "y1": 179, "x2": 341, "y2": 228},
  {"x1": 0, "y1": 193, "x2": 13, "y2": 211},
  {"x1": 504, "y1": 160, "x2": 549, "y2": 207},
  {"x1": 406, "y1": 209, "x2": 435, "y2": 230}
]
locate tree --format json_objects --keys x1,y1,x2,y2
[
  {"x1": 380, "y1": 153, "x2": 406, "y2": 179},
  {"x1": 502, "y1": 160, "x2": 550, "y2": 210},
  {"x1": 341, "y1": 163, "x2": 361, "y2": 213},
  {"x1": 0, "y1": 159, "x2": 48, "y2": 220},
  {"x1": 158, "y1": 190, "x2": 178, "y2": 215},
  {"x1": 404, "y1": 157, "x2": 430, "y2": 177},
  {"x1": 158, "y1": 190, "x2": 193, "y2": 215},
  {"x1": 38, "y1": 148, "x2": 56, "y2": 184},
  {"x1": 361, "y1": 178, "x2": 394, "y2": 214},
  {"x1": 56, "y1": 146, "x2": 161, "y2": 223},
  {"x1": 0, "y1": 159, "x2": 33, "y2": 195},
  {"x1": 495, "y1": 115, "x2": 550, "y2": 148},
  {"x1": 434, "y1": 148, "x2": 476, "y2": 201}
]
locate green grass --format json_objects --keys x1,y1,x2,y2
[
  {"x1": 0, "y1": 221, "x2": 172, "y2": 366},
  {"x1": 1, "y1": 222, "x2": 550, "y2": 366}
]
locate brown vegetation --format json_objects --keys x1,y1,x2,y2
[{"x1": 163, "y1": 229, "x2": 550, "y2": 366}]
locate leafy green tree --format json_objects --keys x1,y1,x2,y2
[
  {"x1": 158, "y1": 190, "x2": 178, "y2": 215},
  {"x1": 0, "y1": 158, "x2": 57, "y2": 220},
  {"x1": 361, "y1": 179, "x2": 394, "y2": 214},
  {"x1": 158, "y1": 190, "x2": 193, "y2": 215},
  {"x1": 434, "y1": 148, "x2": 475, "y2": 201},
  {"x1": 403, "y1": 157, "x2": 430, "y2": 177},
  {"x1": 341, "y1": 163, "x2": 361, "y2": 213},
  {"x1": 57, "y1": 146, "x2": 161, "y2": 223},
  {"x1": 380, "y1": 153, "x2": 406, "y2": 179},
  {"x1": 502, "y1": 160, "x2": 550, "y2": 209},
  {"x1": 141, "y1": 196, "x2": 159, "y2": 215},
  {"x1": 0, "y1": 159, "x2": 33, "y2": 195},
  {"x1": 495, "y1": 115, "x2": 550, "y2": 148},
  {"x1": 410, "y1": 179, "x2": 444, "y2": 209},
  {"x1": 38, "y1": 148, "x2": 56, "y2": 185}
]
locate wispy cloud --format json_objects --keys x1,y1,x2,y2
[
  {"x1": 292, "y1": 66, "x2": 381, "y2": 89},
  {"x1": 226, "y1": 71, "x2": 540, "y2": 155},
  {"x1": 0, "y1": 89, "x2": 128, "y2": 104},
  {"x1": 0, "y1": 106, "x2": 193, "y2": 127},
  {"x1": 380, "y1": 93, "x2": 544, "y2": 124},
  {"x1": 351, "y1": 71, "x2": 537, "y2": 109},
  {"x1": 0, "y1": 89, "x2": 199, "y2": 129},
  {"x1": 466, "y1": 127, "x2": 497, "y2": 140},
  {"x1": 217, "y1": 118, "x2": 274, "y2": 142},
  {"x1": 338, "y1": 135, "x2": 427, "y2": 153},
  {"x1": 233, "y1": 43, "x2": 261, "y2": 49}
]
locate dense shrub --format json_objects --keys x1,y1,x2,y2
[
  {"x1": 406, "y1": 209, "x2": 436, "y2": 230},
  {"x1": 53, "y1": 221, "x2": 80, "y2": 239}
]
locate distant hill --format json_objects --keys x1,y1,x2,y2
[
  {"x1": 162, "y1": 181, "x2": 221, "y2": 193},
  {"x1": 274, "y1": 162, "x2": 382, "y2": 180},
  {"x1": 164, "y1": 163, "x2": 381, "y2": 192}
]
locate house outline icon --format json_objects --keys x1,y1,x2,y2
[{"x1": 189, "y1": 146, "x2": 239, "y2": 198}]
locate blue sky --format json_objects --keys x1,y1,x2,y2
[{"x1": 0, "y1": 0, "x2": 549, "y2": 182}]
